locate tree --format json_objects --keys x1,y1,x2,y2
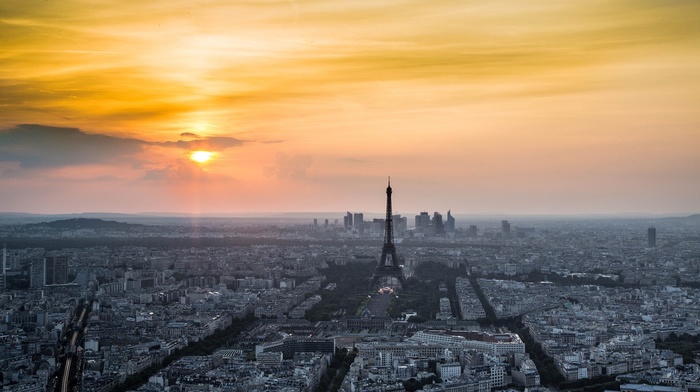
[{"x1": 403, "y1": 378, "x2": 422, "y2": 392}]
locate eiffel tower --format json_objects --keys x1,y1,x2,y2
[{"x1": 369, "y1": 178, "x2": 408, "y2": 290}]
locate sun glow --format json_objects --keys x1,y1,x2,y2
[{"x1": 190, "y1": 151, "x2": 214, "y2": 163}]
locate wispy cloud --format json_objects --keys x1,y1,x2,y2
[
  {"x1": 0, "y1": 0, "x2": 698, "y2": 213},
  {"x1": 180, "y1": 132, "x2": 200, "y2": 139},
  {"x1": 339, "y1": 157, "x2": 369, "y2": 164},
  {"x1": 266, "y1": 152, "x2": 313, "y2": 180},
  {"x1": 2, "y1": 0, "x2": 697, "y2": 133},
  {"x1": 143, "y1": 159, "x2": 207, "y2": 181},
  {"x1": 160, "y1": 137, "x2": 246, "y2": 152}
]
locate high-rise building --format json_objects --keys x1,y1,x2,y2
[
  {"x1": 468, "y1": 225, "x2": 478, "y2": 237},
  {"x1": 30, "y1": 258, "x2": 46, "y2": 288},
  {"x1": 353, "y1": 213, "x2": 364, "y2": 227},
  {"x1": 372, "y1": 218, "x2": 385, "y2": 237},
  {"x1": 392, "y1": 215, "x2": 407, "y2": 236},
  {"x1": 1, "y1": 245, "x2": 6, "y2": 291},
  {"x1": 433, "y1": 212, "x2": 445, "y2": 235},
  {"x1": 648, "y1": 227, "x2": 656, "y2": 248},
  {"x1": 8, "y1": 252, "x2": 20, "y2": 270},
  {"x1": 445, "y1": 210, "x2": 456, "y2": 233},
  {"x1": 415, "y1": 212, "x2": 430, "y2": 230},
  {"x1": 346, "y1": 212, "x2": 353, "y2": 227},
  {"x1": 49, "y1": 256, "x2": 69, "y2": 285},
  {"x1": 502, "y1": 220, "x2": 511, "y2": 237},
  {"x1": 352, "y1": 212, "x2": 365, "y2": 235},
  {"x1": 30, "y1": 256, "x2": 69, "y2": 287}
]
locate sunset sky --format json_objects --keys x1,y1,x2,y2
[{"x1": 1, "y1": 0, "x2": 699, "y2": 215}]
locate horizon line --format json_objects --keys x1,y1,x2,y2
[{"x1": 0, "y1": 211, "x2": 697, "y2": 219}]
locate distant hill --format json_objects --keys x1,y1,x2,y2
[
  {"x1": 657, "y1": 214, "x2": 700, "y2": 223},
  {"x1": 33, "y1": 218, "x2": 138, "y2": 230}
]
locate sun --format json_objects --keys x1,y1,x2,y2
[{"x1": 190, "y1": 151, "x2": 214, "y2": 163}]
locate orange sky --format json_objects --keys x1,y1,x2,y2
[{"x1": 1, "y1": 0, "x2": 699, "y2": 215}]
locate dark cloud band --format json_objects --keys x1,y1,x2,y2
[{"x1": 0, "y1": 124, "x2": 246, "y2": 169}]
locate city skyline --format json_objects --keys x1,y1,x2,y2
[{"x1": 1, "y1": 1, "x2": 699, "y2": 215}]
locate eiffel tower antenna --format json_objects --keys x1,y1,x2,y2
[{"x1": 369, "y1": 178, "x2": 408, "y2": 289}]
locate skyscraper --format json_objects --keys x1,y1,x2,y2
[
  {"x1": 353, "y1": 213, "x2": 363, "y2": 226},
  {"x1": 30, "y1": 256, "x2": 69, "y2": 287},
  {"x1": 30, "y1": 258, "x2": 46, "y2": 288},
  {"x1": 1, "y1": 245, "x2": 6, "y2": 291},
  {"x1": 502, "y1": 220, "x2": 511, "y2": 237},
  {"x1": 392, "y1": 214, "x2": 407, "y2": 236},
  {"x1": 445, "y1": 210, "x2": 456, "y2": 233},
  {"x1": 48, "y1": 256, "x2": 69, "y2": 285},
  {"x1": 648, "y1": 227, "x2": 656, "y2": 248},
  {"x1": 433, "y1": 212, "x2": 445, "y2": 235},
  {"x1": 415, "y1": 212, "x2": 430, "y2": 231},
  {"x1": 354, "y1": 213, "x2": 364, "y2": 232}
]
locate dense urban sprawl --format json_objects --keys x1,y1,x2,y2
[{"x1": 0, "y1": 214, "x2": 698, "y2": 391}]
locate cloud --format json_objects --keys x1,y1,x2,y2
[
  {"x1": 266, "y1": 152, "x2": 313, "y2": 180},
  {"x1": 2, "y1": 0, "x2": 698, "y2": 139},
  {"x1": 180, "y1": 132, "x2": 200, "y2": 139},
  {"x1": 0, "y1": 124, "x2": 247, "y2": 169},
  {"x1": 0, "y1": 124, "x2": 144, "y2": 168},
  {"x1": 143, "y1": 159, "x2": 206, "y2": 181},
  {"x1": 339, "y1": 157, "x2": 369, "y2": 164},
  {"x1": 0, "y1": 161, "x2": 23, "y2": 178},
  {"x1": 160, "y1": 136, "x2": 246, "y2": 152}
]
